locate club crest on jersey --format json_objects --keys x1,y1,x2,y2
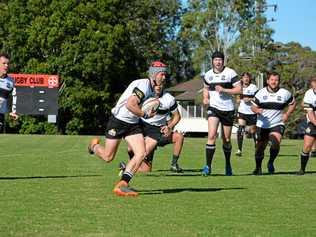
[
  {"x1": 108, "y1": 129, "x2": 117, "y2": 136},
  {"x1": 277, "y1": 96, "x2": 282, "y2": 101},
  {"x1": 221, "y1": 75, "x2": 226, "y2": 81},
  {"x1": 263, "y1": 96, "x2": 268, "y2": 100}
]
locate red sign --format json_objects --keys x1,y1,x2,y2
[{"x1": 8, "y1": 73, "x2": 59, "y2": 88}]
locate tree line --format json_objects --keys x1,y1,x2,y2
[{"x1": 0, "y1": 0, "x2": 315, "y2": 135}]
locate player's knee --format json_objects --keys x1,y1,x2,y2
[
  {"x1": 208, "y1": 133, "x2": 216, "y2": 141},
  {"x1": 269, "y1": 135, "x2": 280, "y2": 150},
  {"x1": 133, "y1": 151, "x2": 147, "y2": 162},
  {"x1": 173, "y1": 132, "x2": 184, "y2": 143},
  {"x1": 255, "y1": 145, "x2": 264, "y2": 157},
  {"x1": 222, "y1": 142, "x2": 232, "y2": 152},
  {"x1": 103, "y1": 154, "x2": 114, "y2": 163},
  {"x1": 303, "y1": 143, "x2": 312, "y2": 153}
]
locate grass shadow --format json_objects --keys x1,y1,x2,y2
[
  {"x1": 280, "y1": 144, "x2": 297, "y2": 147},
  {"x1": 239, "y1": 170, "x2": 316, "y2": 176},
  {"x1": 278, "y1": 154, "x2": 299, "y2": 157},
  {"x1": 138, "y1": 187, "x2": 245, "y2": 195},
  {"x1": 155, "y1": 168, "x2": 202, "y2": 172}
]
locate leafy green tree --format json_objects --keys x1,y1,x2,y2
[
  {"x1": 0, "y1": 0, "x2": 181, "y2": 134},
  {"x1": 180, "y1": 0, "x2": 263, "y2": 72}
]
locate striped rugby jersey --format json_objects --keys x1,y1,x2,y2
[
  {"x1": 303, "y1": 88, "x2": 316, "y2": 123},
  {"x1": 204, "y1": 66, "x2": 239, "y2": 111},
  {"x1": 238, "y1": 83, "x2": 258, "y2": 115},
  {"x1": 111, "y1": 78, "x2": 155, "y2": 124},
  {"x1": 252, "y1": 87, "x2": 294, "y2": 128},
  {"x1": 0, "y1": 75, "x2": 15, "y2": 114}
]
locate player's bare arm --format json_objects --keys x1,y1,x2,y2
[
  {"x1": 161, "y1": 110, "x2": 181, "y2": 137},
  {"x1": 203, "y1": 87, "x2": 209, "y2": 105},
  {"x1": 215, "y1": 83, "x2": 242, "y2": 95},
  {"x1": 282, "y1": 99, "x2": 296, "y2": 122},
  {"x1": 251, "y1": 104, "x2": 263, "y2": 114},
  {"x1": 126, "y1": 95, "x2": 156, "y2": 118}
]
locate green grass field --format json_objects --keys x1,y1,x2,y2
[{"x1": 0, "y1": 135, "x2": 315, "y2": 237}]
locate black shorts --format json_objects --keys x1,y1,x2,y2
[
  {"x1": 157, "y1": 133, "x2": 173, "y2": 147},
  {"x1": 305, "y1": 122, "x2": 316, "y2": 137},
  {"x1": 237, "y1": 112, "x2": 257, "y2": 126},
  {"x1": 142, "y1": 121, "x2": 162, "y2": 142},
  {"x1": 105, "y1": 116, "x2": 142, "y2": 139},
  {"x1": 207, "y1": 107, "x2": 235, "y2": 126},
  {"x1": 256, "y1": 125, "x2": 285, "y2": 141}
]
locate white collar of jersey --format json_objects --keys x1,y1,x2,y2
[
  {"x1": 266, "y1": 86, "x2": 280, "y2": 93},
  {"x1": 212, "y1": 66, "x2": 225, "y2": 74}
]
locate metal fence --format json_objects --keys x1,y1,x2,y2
[{"x1": 178, "y1": 105, "x2": 207, "y2": 118}]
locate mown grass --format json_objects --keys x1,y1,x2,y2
[{"x1": 0, "y1": 135, "x2": 315, "y2": 237}]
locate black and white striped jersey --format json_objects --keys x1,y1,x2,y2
[
  {"x1": 303, "y1": 88, "x2": 316, "y2": 122},
  {"x1": 252, "y1": 87, "x2": 294, "y2": 128},
  {"x1": 142, "y1": 92, "x2": 178, "y2": 127},
  {"x1": 111, "y1": 78, "x2": 155, "y2": 124},
  {"x1": 238, "y1": 83, "x2": 258, "y2": 115},
  {"x1": 203, "y1": 66, "x2": 239, "y2": 111},
  {"x1": 0, "y1": 75, "x2": 15, "y2": 114}
]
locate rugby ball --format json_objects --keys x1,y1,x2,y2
[{"x1": 141, "y1": 97, "x2": 160, "y2": 113}]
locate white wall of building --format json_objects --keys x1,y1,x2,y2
[{"x1": 175, "y1": 104, "x2": 238, "y2": 135}]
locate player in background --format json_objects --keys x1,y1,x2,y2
[
  {"x1": 235, "y1": 72, "x2": 258, "y2": 156},
  {"x1": 88, "y1": 61, "x2": 167, "y2": 197},
  {"x1": 251, "y1": 72, "x2": 296, "y2": 175},
  {"x1": 297, "y1": 76, "x2": 316, "y2": 175},
  {"x1": 121, "y1": 83, "x2": 184, "y2": 173},
  {"x1": 201, "y1": 51, "x2": 241, "y2": 176},
  {"x1": 0, "y1": 52, "x2": 19, "y2": 129}
]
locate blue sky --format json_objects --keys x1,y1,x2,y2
[{"x1": 266, "y1": 0, "x2": 316, "y2": 50}]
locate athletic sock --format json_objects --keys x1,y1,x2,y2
[
  {"x1": 205, "y1": 144, "x2": 215, "y2": 167},
  {"x1": 300, "y1": 151, "x2": 309, "y2": 172},
  {"x1": 171, "y1": 154, "x2": 179, "y2": 166},
  {"x1": 237, "y1": 128, "x2": 244, "y2": 151},
  {"x1": 255, "y1": 149, "x2": 264, "y2": 169},
  {"x1": 121, "y1": 171, "x2": 133, "y2": 184},
  {"x1": 252, "y1": 133, "x2": 257, "y2": 146},
  {"x1": 223, "y1": 144, "x2": 232, "y2": 167},
  {"x1": 268, "y1": 146, "x2": 280, "y2": 164}
]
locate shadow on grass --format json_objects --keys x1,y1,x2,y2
[
  {"x1": 278, "y1": 154, "x2": 299, "y2": 157},
  {"x1": 138, "y1": 187, "x2": 245, "y2": 195},
  {"x1": 280, "y1": 144, "x2": 297, "y2": 147},
  {"x1": 239, "y1": 170, "x2": 316, "y2": 176},
  {"x1": 0, "y1": 174, "x2": 102, "y2": 180},
  {"x1": 156, "y1": 168, "x2": 202, "y2": 172}
]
